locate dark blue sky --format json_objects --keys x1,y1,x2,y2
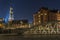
[{"x1": 0, "y1": 0, "x2": 60, "y2": 23}]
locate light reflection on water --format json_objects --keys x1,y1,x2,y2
[{"x1": 0, "y1": 34, "x2": 60, "y2": 40}]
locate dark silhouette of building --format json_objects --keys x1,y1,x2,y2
[{"x1": 12, "y1": 20, "x2": 29, "y2": 28}]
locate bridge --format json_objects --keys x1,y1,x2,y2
[
  {"x1": 0, "y1": 22, "x2": 60, "y2": 35},
  {"x1": 16, "y1": 23, "x2": 60, "y2": 35}
]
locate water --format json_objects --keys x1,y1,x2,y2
[{"x1": 0, "y1": 34, "x2": 60, "y2": 40}]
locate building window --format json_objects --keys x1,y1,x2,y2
[
  {"x1": 39, "y1": 20, "x2": 40, "y2": 23},
  {"x1": 38, "y1": 15, "x2": 40, "y2": 17},
  {"x1": 34, "y1": 23, "x2": 35, "y2": 25},
  {"x1": 41, "y1": 14, "x2": 43, "y2": 15},
  {"x1": 45, "y1": 13, "x2": 47, "y2": 15}
]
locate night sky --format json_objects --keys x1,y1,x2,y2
[{"x1": 0, "y1": 0, "x2": 60, "y2": 23}]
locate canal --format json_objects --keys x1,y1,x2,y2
[{"x1": 0, "y1": 34, "x2": 60, "y2": 40}]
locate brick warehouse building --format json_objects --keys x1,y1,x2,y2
[{"x1": 33, "y1": 7, "x2": 60, "y2": 26}]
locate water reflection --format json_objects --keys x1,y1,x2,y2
[{"x1": 0, "y1": 34, "x2": 60, "y2": 40}]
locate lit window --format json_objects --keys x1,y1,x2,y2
[
  {"x1": 39, "y1": 20, "x2": 40, "y2": 23},
  {"x1": 45, "y1": 13, "x2": 47, "y2": 15},
  {"x1": 38, "y1": 15, "x2": 40, "y2": 17},
  {"x1": 41, "y1": 14, "x2": 43, "y2": 15},
  {"x1": 34, "y1": 23, "x2": 35, "y2": 25}
]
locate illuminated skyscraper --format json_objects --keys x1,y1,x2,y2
[{"x1": 8, "y1": 0, "x2": 14, "y2": 21}]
